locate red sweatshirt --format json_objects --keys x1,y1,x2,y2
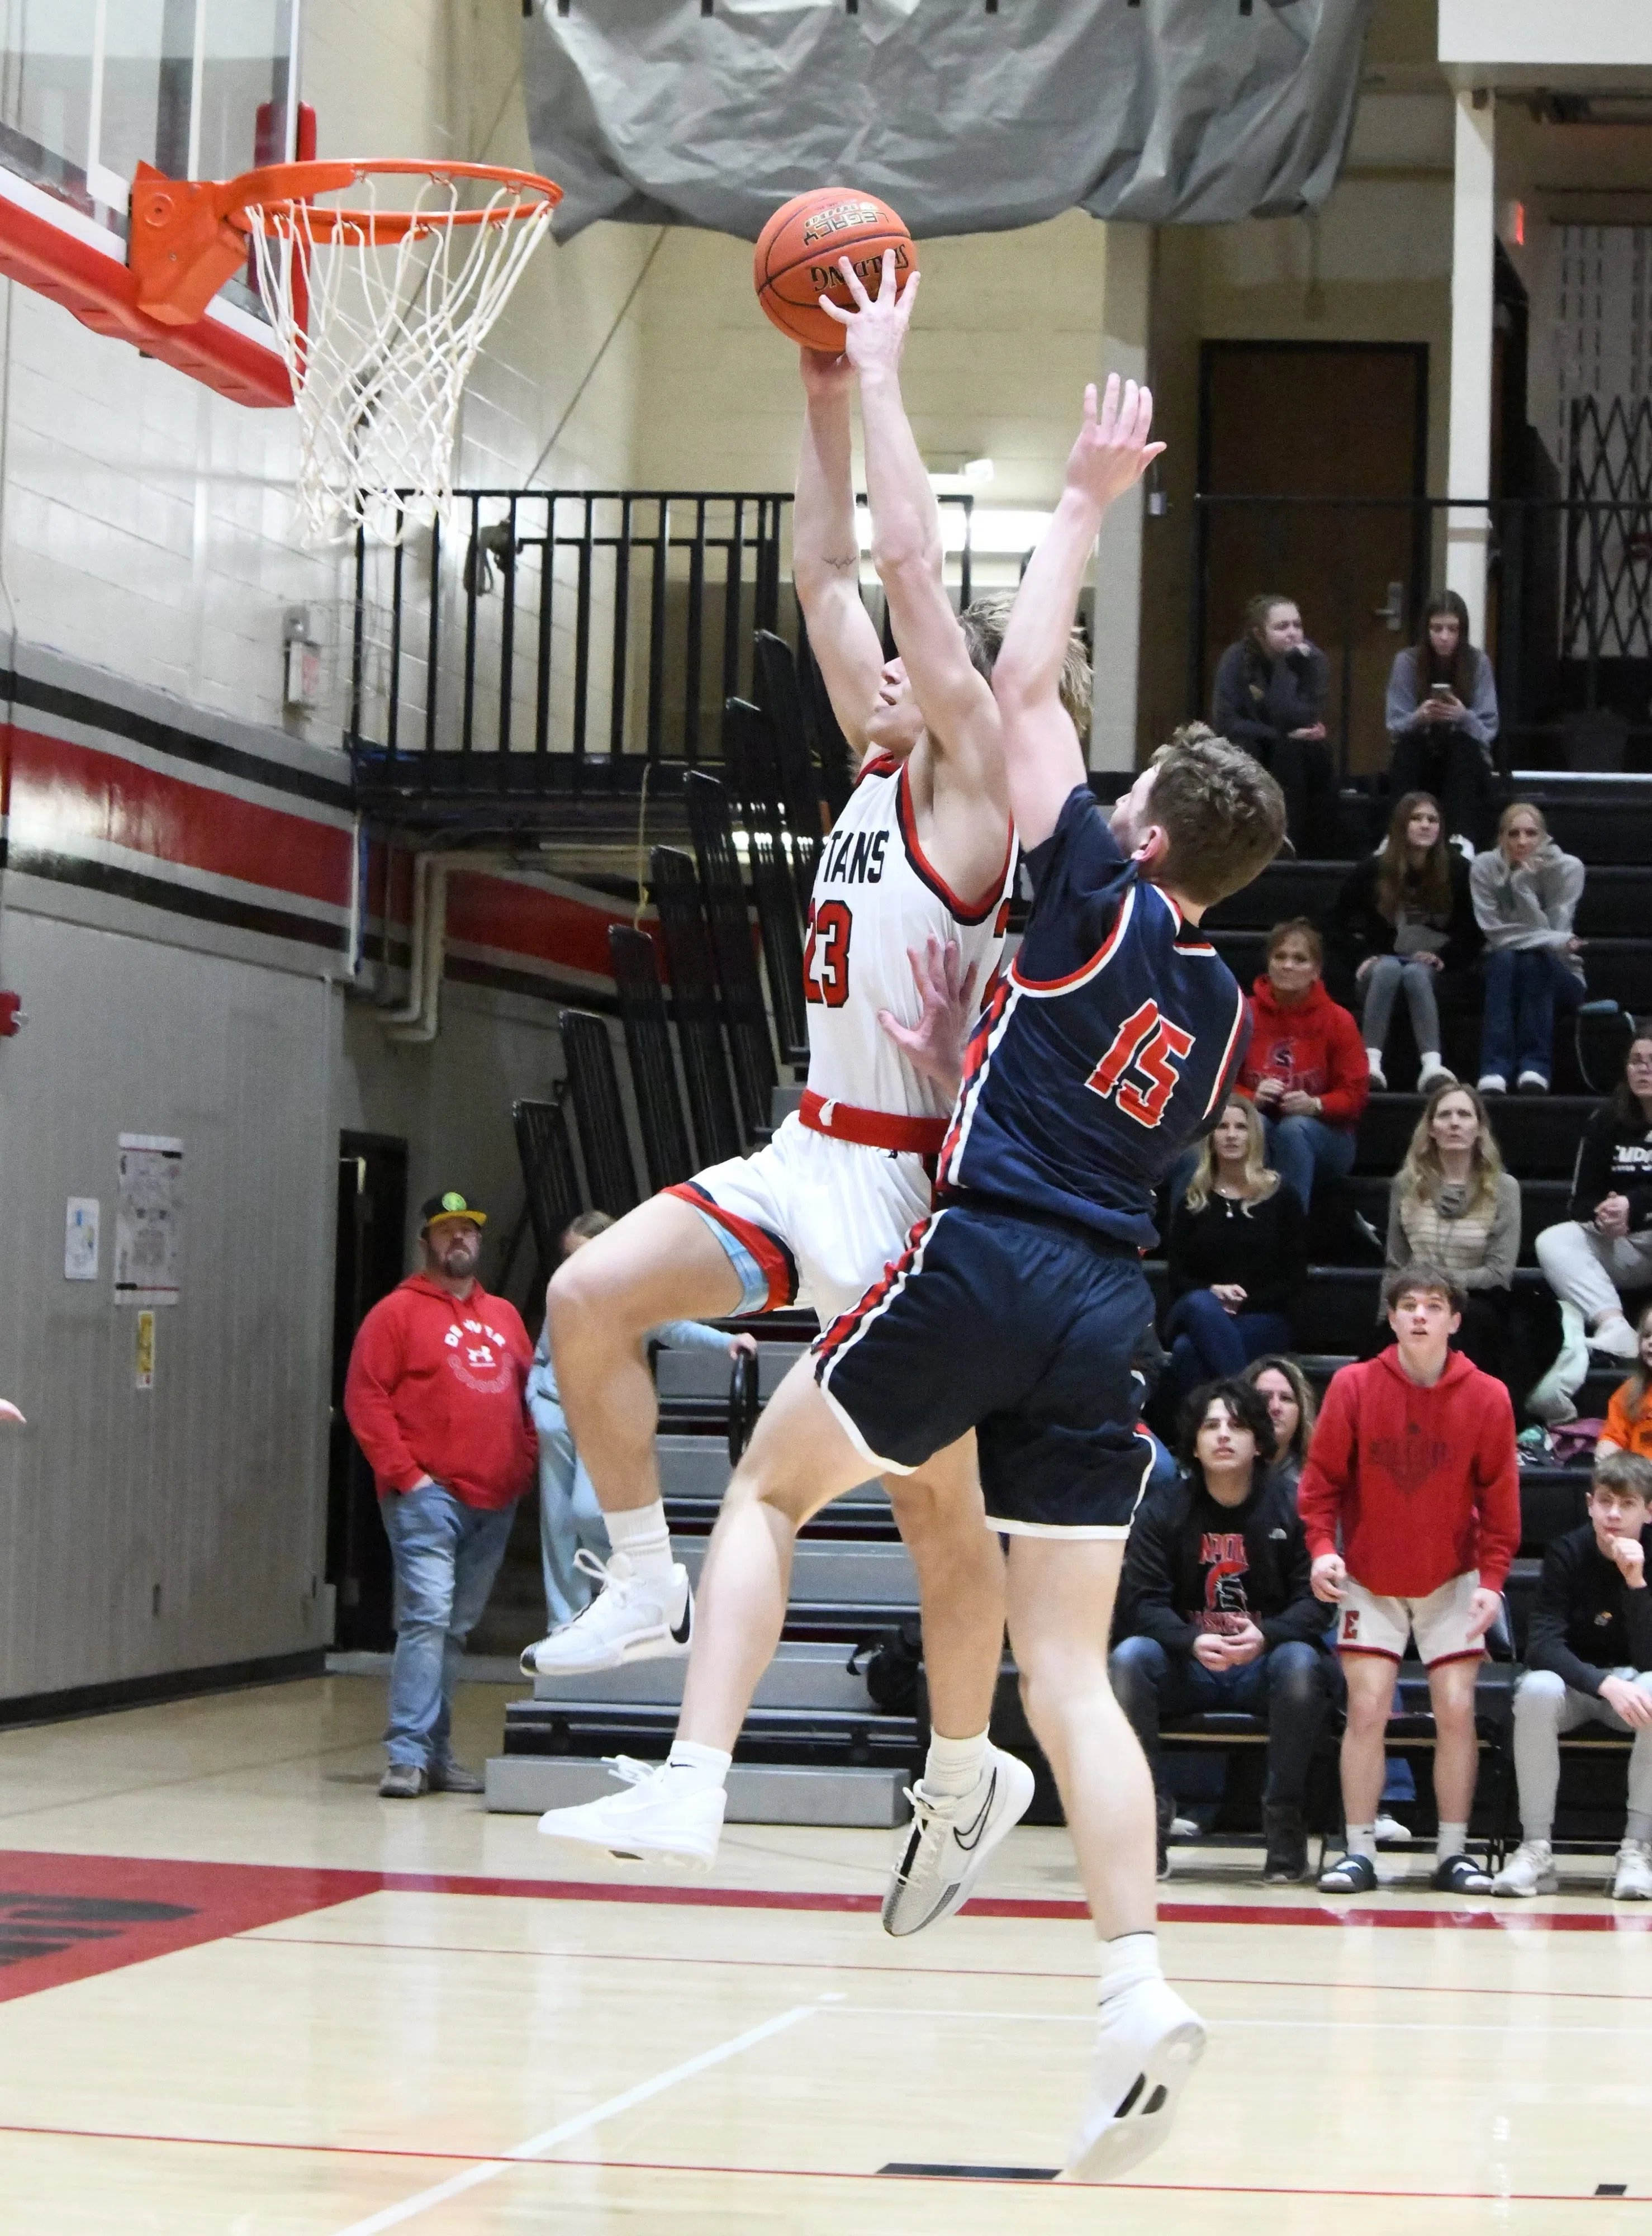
[
  {"x1": 1297, "y1": 1347, "x2": 1520, "y2": 1598},
  {"x1": 1237, "y1": 975, "x2": 1370, "y2": 1130},
  {"x1": 344, "y1": 1274, "x2": 537, "y2": 1513}
]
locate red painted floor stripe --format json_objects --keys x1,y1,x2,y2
[
  {"x1": 0, "y1": 1847, "x2": 1644, "y2": 2007},
  {"x1": 0, "y1": 2123, "x2": 1615, "y2": 2204}
]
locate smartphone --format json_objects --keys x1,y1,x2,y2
[{"x1": 1425, "y1": 684, "x2": 1456, "y2": 702}]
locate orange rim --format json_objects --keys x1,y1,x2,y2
[{"x1": 223, "y1": 157, "x2": 561, "y2": 241}]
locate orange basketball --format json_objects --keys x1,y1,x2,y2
[{"x1": 752, "y1": 187, "x2": 917, "y2": 353}]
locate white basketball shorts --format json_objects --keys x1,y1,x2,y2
[
  {"x1": 1335, "y1": 1570, "x2": 1485, "y2": 1669},
  {"x1": 667, "y1": 1112, "x2": 933, "y2": 1324}
]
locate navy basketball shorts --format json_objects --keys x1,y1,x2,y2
[{"x1": 812, "y1": 1202, "x2": 1157, "y2": 1537}]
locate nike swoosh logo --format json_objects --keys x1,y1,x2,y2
[
  {"x1": 670, "y1": 1594, "x2": 693, "y2": 1646},
  {"x1": 953, "y1": 1770, "x2": 996, "y2": 1852}
]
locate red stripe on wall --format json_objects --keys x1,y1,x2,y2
[
  {"x1": 445, "y1": 873, "x2": 666, "y2": 979},
  {"x1": 4, "y1": 724, "x2": 352, "y2": 908}
]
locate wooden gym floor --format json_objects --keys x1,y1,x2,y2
[{"x1": 0, "y1": 1675, "x2": 1645, "y2": 2232}]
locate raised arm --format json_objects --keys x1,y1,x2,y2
[
  {"x1": 792, "y1": 348, "x2": 885, "y2": 757},
  {"x1": 821, "y1": 254, "x2": 1005, "y2": 823},
  {"x1": 989, "y1": 377, "x2": 1164, "y2": 849}
]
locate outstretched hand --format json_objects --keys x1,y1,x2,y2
[
  {"x1": 1062, "y1": 374, "x2": 1166, "y2": 515},
  {"x1": 818, "y1": 249, "x2": 920, "y2": 381},
  {"x1": 878, "y1": 933, "x2": 980, "y2": 1100}
]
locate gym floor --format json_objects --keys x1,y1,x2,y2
[{"x1": 0, "y1": 1677, "x2": 1644, "y2": 2232}]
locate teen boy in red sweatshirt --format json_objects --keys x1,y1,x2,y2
[
  {"x1": 345, "y1": 1190, "x2": 537, "y2": 1798},
  {"x1": 1298, "y1": 1259, "x2": 1520, "y2": 1894}
]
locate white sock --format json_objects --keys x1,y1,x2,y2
[
  {"x1": 1346, "y1": 1822, "x2": 1378, "y2": 1864},
  {"x1": 1436, "y1": 1820, "x2": 1468, "y2": 1866},
  {"x1": 1420, "y1": 1050, "x2": 1443, "y2": 1073},
  {"x1": 664, "y1": 1739, "x2": 731, "y2": 1793},
  {"x1": 1099, "y1": 1930, "x2": 1162, "y2": 2002},
  {"x1": 1365, "y1": 1046, "x2": 1383, "y2": 1070},
  {"x1": 923, "y1": 1728, "x2": 989, "y2": 1799},
  {"x1": 605, "y1": 1500, "x2": 675, "y2": 1586}
]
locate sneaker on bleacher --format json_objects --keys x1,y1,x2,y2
[
  {"x1": 1588, "y1": 1313, "x2": 1641, "y2": 1362},
  {"x1": 1612, "y1": 1840, "x2": 1652, "y2": 1901},
  {"x1": 519, "y1": 1550, "x2": 694, "y2": 1676},
  {"x1": 1491, "y1": 1839, "x2": 1556, "y2": 1897}
]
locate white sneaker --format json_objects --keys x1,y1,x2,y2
[
  {"x1": 519, "y1": 1549, "x2": 692, "y2": 1676},
  {"x1": 1365, "y1": 1049, "x2": 1388, "y2": 1091},
  {"x1": 1477, "y1": 1073, "x2": 1507, "y2": 1095},
  {"x1": 1516, "y1": 1069, "x2": 1550, "y2": 1094},
  {"x1": 1373, "y1": 1812, "x2": 1410, "y2": 1846},
  {"x1": 536, "y1": 1756, "x2": 725, "y2": 1868},
  {"x1": 1527, "y1": 1302, "x2": 1588, "y2": 1426},
  {"x1": 1613, "y1": 1839, "x2": 1652, "y2": 1901},
  {"x1": 1417, "y1": 1056, "x2": 1456, "y2": 1093},
  {"x1": 1589, "y1": 1314, "x2": 1641, "y2": 1362},
  {"x1": 881, "y1": 1745, "x2": 1036, "y2": 1936},
  {"x1": 1492, "y1": 1839, "x2": 1556, "y2": 1897},
  {"x1": 1062, "y1": 1976, "x2": 1207, "y2": 2183}
]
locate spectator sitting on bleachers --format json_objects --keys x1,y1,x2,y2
[
  {"x1": 1237, "y1": 918, "x2": 1370, "y2": 1215},
  {"x1": 1471, "y1": 802, "x2": 1586, "y2": 1096},
  {"x1": 1597, "y1": 1306, "x2": 1652, "y2": 1462},
  {"x1": 1385, "y1": 591, "x2": 1499, "y2": 849},
  {"x1": 1302, "y1": 1261, "x2": 1520, "y2": 1897},
  {"x1": 1159, "y1": 1098, "x2": 1305, "y2": 1418},
  {"x1": 1332, "y1": 790, "x2": 1480, "y2": 1092},
  {"x1": 1386, "y1": 1083, "x2": 1519, "y2": 1389},
  {"x1": 525, "y1": 1211, "x2": 757, "y2": 1631},
  {"x1": 1490, "y1": 1450, "x2": 1652, "y2": 1902},
  {"x1": 1210, "y1": 593, "x2": 1334, "y2": 853},
  {"x1": 1110, "y1": 1377, "x2": 1335, "y2": 1886},
  {"x1": 1242, "y1": 1355, "x2": 1318, "y2": 1497},
  {"x1": 1529, "y1": 1023, "x2": 1652, "y2": 1426}
]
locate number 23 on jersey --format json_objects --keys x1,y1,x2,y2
[
  {"x1": 804, "y1": 901, "x2": 852, "y2": 1008},
  {"x1": 1086, "y1": 998, "x2": 1193, "y2": 1128}
]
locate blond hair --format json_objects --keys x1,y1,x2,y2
[
  {"x1": 959, "y1": 591, "x2": 1091, "y2": 731},
  {"x1": 1395, "y1": 1081, "x2": 1506, "y2": 1222},
  {"x1": 1184, "y1": 1096, "x2": 1280, "y2": 1214}
]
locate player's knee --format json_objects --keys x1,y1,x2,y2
[
  {"x1": 547, "y1": 1237, "x2": 645, "y2": 1349},
  {"x1": 1515, "y1": 1668, "x2": 1567, "y2": 1723}
]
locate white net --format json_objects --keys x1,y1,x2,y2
[{"x1": 244, "y1": 169, "x2": 557, "y2": 546}]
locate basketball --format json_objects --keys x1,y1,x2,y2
[{"x1": 752, "y1": 187, "x2": 917, "y2": 352}]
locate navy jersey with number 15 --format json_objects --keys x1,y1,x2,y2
[{"x1": 936, "y1": 785, "x2": 1250, "y2": 1251}]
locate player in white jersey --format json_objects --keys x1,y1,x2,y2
[{"x1": 528, "y1": 264, "x2": 1088, "y2": 1911}]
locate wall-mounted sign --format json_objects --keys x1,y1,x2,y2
[
  {"x1": 64, "y1": 1198, "x2": 99, "y2": 1281},
  {"x1": 135, "y1": 1310, "x2": 155, "y2": 1391},
  {"x1": 114, "y1": 1136, "x2": 183, "y2": 1307}
]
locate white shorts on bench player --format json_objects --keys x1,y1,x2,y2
[{"x1": 1335, "y1": 1570, "x2": 1487, "y2": 1668}]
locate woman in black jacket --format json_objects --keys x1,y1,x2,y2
[
  {"x1": 1530, "y1": 1022, "x2": 1652, "y2": 1422},
  {"x1": 1161, "y1": 1098, "x2": 1307, "y2": 1415},
  {"x1": 1332, "y1": 790, "x2": 1482, "y2": 1090},
  {"x1": 1211, "y1": 592, "x2": 1334, "y2": 852}
]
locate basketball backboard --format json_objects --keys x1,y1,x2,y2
[{"x1": 0, "y1": 2, "x2": 304, "y2": 404}]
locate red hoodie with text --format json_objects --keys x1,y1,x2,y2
[
  {"x1": 1236, "y1": 974, "x2": 1370, "y2": 1130},
  {"x1": 1296, "y1": 1347, "x2": 1520, "y2": 1599},
  {"x1": 344, "y1": 1273, "x2": 537, "y2": 1513}
]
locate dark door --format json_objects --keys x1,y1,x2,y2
[
  {"x1": 1197, "y1": 342, "x2": 1428, "y2": 778},
  {"x1": 327, "y1": 1133, "x2": 409, "y2": 1650}
]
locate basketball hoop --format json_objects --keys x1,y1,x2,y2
[{"x1": 129, "y1": 158, "x2": 562, "y2": 543}]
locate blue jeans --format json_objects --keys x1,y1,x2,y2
[
  {"x1": 1479, "y1": 948, "x2": 1582, "y2": 1085},
  {"x1": 1162, "y1": 1289, "x2": 1293, "y2": 1414},
  {"x1": 379, "y1": 1484, "x2": 518, "y2": 1768},
  {"x1": 1109, "y1": 1632, "x2": 1333, "y2": 1808},
  {"x1": 530, "y1": 1394, "x2": 609, "y2": 1627},
  {"x1": 1260, "y1": 1114, "x2": 1356, "y2": 1214}
]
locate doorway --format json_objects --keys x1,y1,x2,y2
[
  {"x1": 1195, "y1": 342, "x2": 1429, "y2": 778},
  {"x1": 327, "y1": 1133, "x2": 409, "y2": 1651}
]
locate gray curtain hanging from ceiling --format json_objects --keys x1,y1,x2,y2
[{"x1": 524, "y1": 0, "x2": 1375, "y2": 242}]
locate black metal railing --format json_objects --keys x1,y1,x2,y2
[
  {"x1": 347, "y1": 486, "x2": 989, "y2": 801},
  {"x1": 1190, "y1": 493, "x2": 1652, "y2": 780}
]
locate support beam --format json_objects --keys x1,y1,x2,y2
[
  {"x1": 1446, "y1": 90, "x2": 1496, "y2": 643},
  {"x1": 1089, "y1": 221, "x2": 1151, "y2": 773}
]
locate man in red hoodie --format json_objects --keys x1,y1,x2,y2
[
  {"x1": 344, "y1": 1190, "x2": 537, "y2": 1798},
  {"x1": 1299, "y1": 1259, "x2": 1520, "y2": 1895},
  {"x1": 1236, "y1": 917, "x2": 1370, "y2": 1214}
]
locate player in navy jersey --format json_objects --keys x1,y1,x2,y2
[{"x1": 546, "y1": 377, "x2": 1285, "y2": 2177}]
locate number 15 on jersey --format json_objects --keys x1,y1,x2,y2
[{"x1": 1086, "y1": 998, "x2": 1193, "y2": 1128}]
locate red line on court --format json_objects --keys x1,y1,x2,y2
[
  {"x1": 1, "y1": 1848, "x2": 1645, "y2": 2003},
  {"x1": 0, "y1": 2122, "x2": 1617, "y2": 2205}
]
